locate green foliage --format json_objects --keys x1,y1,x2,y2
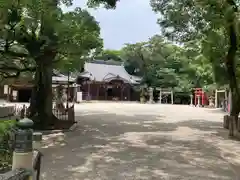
[
  {"x1": 121, "y1": 42, "x2": 148, "y2": 76},
  {"x1": 0, "y1": 0, "x2": 121, "y2": 78},
  {"x1": 111, "y1": 32, "x2": 228, "y2": 93},
  {"x1": 0, "y1": 120, "x2": 16, "y2": 173},
  {"x1": 0, "y1": 120, "x2": 16, "y2": 136},
  {"x1": 56, "y1": 7, "x2": 103, "y2": 72},
  {"x1": 87, "y1": 0, "x2": 119, "y2": 8},
  {"x1": 119, "y1": 35, "x2": 202, "y2": 91},
  {"x1": 150, "y1": 0, "x2": 238, "y2": 91},
  {"x1": 150, "y1": 0, "x2": 231, "y2": 42},
  {"x1": 94, "y1": 49, "x2": 122, "y2": 61},
  {"x1": 0, "y1": 0, "x2": 124, "y2": 128}
]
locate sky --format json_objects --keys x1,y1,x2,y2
[{"x1": 62, "y1": 0, "x2": 160, "y2": 50}]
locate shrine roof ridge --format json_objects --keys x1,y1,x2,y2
[{"x1": 79, "y1": 61, "x2": 142, "y2": 84}]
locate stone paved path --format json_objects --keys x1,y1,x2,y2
[{"x1": 41, "y1": 103, "x2": 240, "y2": 180}]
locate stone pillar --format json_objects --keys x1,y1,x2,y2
[
  {"x1": 70, "y1": 83, "x2": 77, "y2": 102},
  {"x1": 149, "y1": 88, "x2": 154, "y2": 103},
  {"x1": 223, "y1": 115, "x2": 229, "y2": 129},
  {"x1": 209, "y1": 98, "x2": 214, "y2": 108},
  {"x1": 190, "y1": 95, "x2": 193, "y2": 106},
  {"x1": 229, "y1": 116, "x2": 234, "y2": 137},
  {"x1": 230, "y1": 116, "x2": 239, "y2": 137},
  {"x1": 215, "y1": 90, "x2": 218, "y2": 108},
  {"x1": 33, "y1": 132, "x2": 42, "y2": 150},
  {"x1": 196, "y1": 95, "x2": 200, "y2": 107},
  {"x1": 12, "y1": 118, "x2": 34, "y2": 179},
  {"x1": 159, "y1": 89, "x2": 162, "y2": 104}
]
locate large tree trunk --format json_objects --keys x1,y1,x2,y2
[
  {"x1": 225, "y1": 1, "x2": 240, "y2": 136},
  {"x1": 28, "y1": 57, "x2": 53, "y2": 129},
  {"x1": 26, "y1": 0, "x2": 58, "y2": 129},
  {"x1": 226, "y1": 25, "x2": 239, "y2": 116}
]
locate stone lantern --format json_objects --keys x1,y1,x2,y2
[
  {"x1": 190, "y1": 94, "x2": 193, "y2": 106},
  {"x1": 209, "y1": 96, "x2": 214, "y2": 108},
  {"x1": 12, "y1": 118, "x2": 34, "y2": 171}
]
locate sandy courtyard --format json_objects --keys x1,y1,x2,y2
[{"x1": 40, "y1": 103, "x2": 240, "y2": 180}]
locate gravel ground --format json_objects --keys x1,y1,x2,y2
[{"x1": 39, "y1": 103, "x2": 240, "y2": 180}]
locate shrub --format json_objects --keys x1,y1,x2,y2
[{"x1": 0, "y1": 120, "x2": 16, "y2": 173}]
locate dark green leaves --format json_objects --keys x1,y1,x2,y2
[{"x1": 87, "y1": 0, "x2": 119, "y2": 8}]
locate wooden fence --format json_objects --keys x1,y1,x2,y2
[{"x1": 9, "y1": 104, "x2": 75, "y2": 122}]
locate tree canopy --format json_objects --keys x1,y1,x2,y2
[
  {"x1": 0, "y1": 0, "x2": 119, "y2": 129},
  {"x1": 2, "y1": 0, "x2": 240, "y2": 124},
  {"x1": 55, "y1": 7, "x2": 103, "y2": 72},
  {"x1": 149, "y1": 0, "x2": 240, "y2": 117},
  {"x1": 94, "y1": 35, "x2": 216, "y2": 93}
]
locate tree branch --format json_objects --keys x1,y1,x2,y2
[
  {"x1": 0, "y1": 66, "x2": 36, "y2": 79},
  {"x1": 0, "y1": 49, "x2": 28, "y2": 58}
]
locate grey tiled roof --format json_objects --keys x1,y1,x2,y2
[
  {"x1": 52, "y1": 69, "x2": 75, "y2": 83},
  {"x1": 90, "y1": 59, "x2": 123, "y2": 65},
  {"x1": 79, "y1": 62, "x2": 141, "y2": 84},
  {"x1": 52, "y1": 74, "x2": 75, "y2": 83}
]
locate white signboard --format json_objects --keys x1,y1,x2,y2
[
  {"x1": 12, "y1": 90, "x2": 18, "y2": 97},
  {"x1": 77, "y1": 92, "x2": 82, "y2": 102},
  {"x1": 3, "y1": 85, "x2": 8, "y2": 94}
]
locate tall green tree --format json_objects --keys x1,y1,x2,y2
[
  {"x1": 0, "y1": 0, "x2": 119, "y2": 129},
  {"x1": 151, "y1": 0, "x2": 240, "y2": 118},
  {"x1": 56, "y1": 8, "x2": 103, "y2": 73},
  {"x1": 121, "y1": 36, "x2": 192, "y2": 91},
  {"x1": 94, "y1": 49, "x2": 122, "y2": 61},
  {"x1": 121, "y1": 42, "x2": 149, "y2": 76}
]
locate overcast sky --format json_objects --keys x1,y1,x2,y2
[{"x1": 62, "y1": 0, "x2": 160, "y2": 50}]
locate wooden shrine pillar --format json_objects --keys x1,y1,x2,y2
[
  {"x1": 97, "y1": 83, "x2": 100, "y2": 100},
  {"x1": 105, "y1": 84, "x2": 107, "y2": 100},
  {"x1": 7, "y1": 85, "x2": 11, "y2": 101},
  {"x1": 128, "y1": 85, "x2": 131, "y2": 101},
  {"x1": 120, "y1": 85, "x2": 123, "y2": 101}
]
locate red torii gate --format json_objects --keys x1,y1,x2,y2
[{"x1": 194, "y1": 88, "x2": 208, "y2": 106}]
